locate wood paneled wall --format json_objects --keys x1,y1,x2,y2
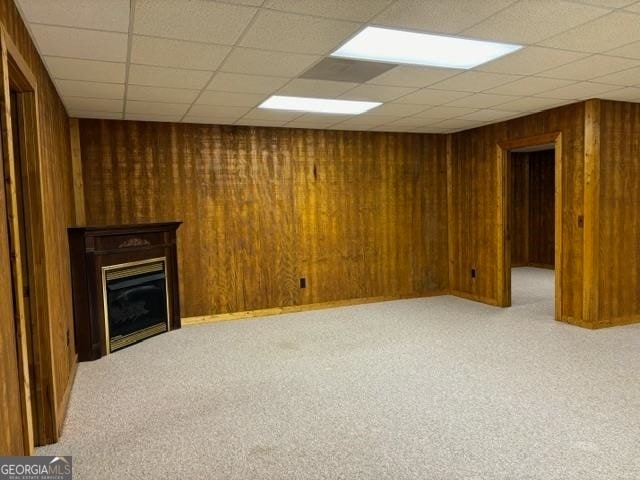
[
  {"x1": 598, "y1": 100, "x2": 640, "y2": 326},
  {"x1": 528, "y1": 150, "x2": 555, "y2": 267},
  {"x1": 0, "y1": 118, "x2": 24, "y2": 454},
  {"x1": 78, "y1": 121, "x2": 449, "y2": 318},
  {"x1": 510, "y1": 154, "x2": 529, "y2": 266},
  {"x1": 449, "y1": 103, "x2": 585, "y2": 323},
  {"x1": 510, "y1": 150, "x2": 555, "y2": 268},
  {"x1": 0, "y1": 0, "x2": 75, "y2": 449}
]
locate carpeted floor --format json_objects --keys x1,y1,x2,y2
[{"x1": 38, "y1": 268, "x2": 640, "y2": 479}]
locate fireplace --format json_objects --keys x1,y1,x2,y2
[
  {"x1": 68, "y1": 222, "x2": 181, "y2": 361},
  {"x1": 103, "y1": 258, "x2": 169, "y2": 353}
]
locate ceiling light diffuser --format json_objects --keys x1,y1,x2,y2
[
  {"x1": 332, "y1": 26, "x2": 521, "y2": 69},
  {"x1": 258, "y1": 95, "x2": 381, "y2": 114}
]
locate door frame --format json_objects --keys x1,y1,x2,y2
[
  {"x1": 497, "y1": 132, "x2": 563, "y2": 320},
  {"x1": 0, "y1": 26, "x2": 54, "y2": 450}
]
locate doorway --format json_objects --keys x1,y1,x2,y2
[{"x1": 498, "y1": 133, "x2": 562, "y2": 320}]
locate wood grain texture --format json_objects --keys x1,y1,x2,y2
[
  {"x1": 0, "y1": 89, "x2": 24, "y2": 456},
  {"x1": 0, "y1": 0, "x2": 75, "y2": 446},
  {"x1": 510, "y1": 151, "x2": 554, "y2": 268},
  {"x1": 450, "y1": 104, "x2": 584, "y2": 323},
  {"x1": 598, "y1": 100, "x2": 640, "y2": 327},
  {"x1": 510, "y1": 153, "x2": 529, "y2": 266},
  {"x1": 527, "y1": 150, "x2": 555, "y2": 267},
  {"x1": 583, "y1": 99, "x2": 601, "y2": 327},
  {"x1": 79, "y1": 121, "x2": 450, "y2": 317}
]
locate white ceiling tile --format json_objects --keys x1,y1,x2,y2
[
  {"x1": 430, "y1": 71, "x2": 522, "y2": 92},
  {"x1": 207, "y1": 73, "x2": 290, "y2": 94},
  {"x1": 44, "y1": 57, "x2": 126, "y2": 83},
  {"x1": 367, "y1": 103, "x2": 427, "y2": 116},
  {"x1": 478, "y1": 47, "x2": 588, "y2": 75},
  {"x1": 277, "y1": 79, "x2": 358, "y2": 97},
  {"x1": 30, "y1": 25, "x2": 127, "y2": 62},
  {"x1": 241, "y1": 108, "x2": 304, "y2": 121},
  {"x1": 223, "y1": 0, "x2": 265, "y2": 5},
  {"x1": 413, "y1": 105, "x2": 479, "y2": 120},
  {"x1": 18, "y1": 0, "x2": 130, "y2": 31},
  {"x1": 486, "y1": 77, "x2": 576, "y2": 96},
  {"x1": 68, "y1": 110, "x2": 123, "y2": 120},
  {"x1": 394, "y1": 88, "x2": 472, "y2": 105},
  {"x1": 582, "y1": 0, "x2": 636, "y2": 6},
  {"x1": 410, "y1": 126, "x2": 457, "y2": 134},
  {"x1": 606, "y1": 40, "x2": 640, "y2": 59},
  {"x1": 339, "y1": 84, "x2": 416, "y2": 102},
  {"x1": 430, "y1": 118, "x2": 486, "y2": 130},
  {"x1": 540, "y1": 12, "x2": 640, "y2": 53},
  {"x1": 133, "y1": 0, "x2": 257, "y2": 44},
  {"x1": 188, "y1": 105, "x2": 252, "y2": 117},
  {"x1": 370, "y1": 124, "x2": 422, "y2": 132},
  {"x1": 183, "y1": 115, "x2": 241, "y2": 125},
  {"x1": 599, "y1": 86, "x2": 640, "y2": 101},
  {"x1": 264, "y1": 0, "x2": 392, "y2": 21},
  {"x1": 367, "y1": 65, "x2": 460, "y2": 88},
  {"x1": 130, "y1": 36, "x2": 231, "y2": 71},
  {"x1": 331, "y1": 116, "x2": 389, "y2": 128},
  {"x1": 64, "y1": 97, "x2": 123, "y2": 113},
  {"x1": 591, "y1": 65, "x2": 640, "y2": 85},
  {"x1": 329, "y1": 123, "x2": 381, "y2": 131},
  {"x1": 128, "y1": 65, "x2": 212, "y2": 89},
  {"x1": 445, "y1": 93, "x2": 519, "y2": 108},
  {"x1": 537, "y1": 81, "x2": 622, "y2": 99},
  {"x1": 493, "y1": 96, "x2": 570, "y2": 112},
  {"x1": 125, "y1": 113, "x2": 184, "y2": 122},
  {"x1": 462, "y1": 0, "x2": 609, "y2": 44},
  {"x1": 458, "y1": 109, "x2": 515, "y2": 122},
  {"x1": 55, "y1": 79, "x2": 124, "y2": 99},
  {"x1": 221, "y1": 47, "x2": 320, "y2": 77},
  {"x1": 127, "y1": 85, "x2": 200, "y2": 104},
  {"x1": 196, "y1": 91, "x2": 266, "y2": 107},
  {"x1": 239, "y1": 10, "x2": 360, "y2": 55},
  {"x1": 237, "y1": 118, "x2": 289, "y2": 127},
  {"x1": 538, "y1": 55, "x2": 640, "y2": 81},
  {"x1": 373, "y1": 0, "x2": 518, "y2": 34},
  {"x1": 625, "y1": 1, "x2": 640, "y2": 11},
  {"x1": 126, "y1": 101, "x2": 190, "y2": 115},
  {"x1": 384, "y1": 117, "x2": 430, "y2": 128}
]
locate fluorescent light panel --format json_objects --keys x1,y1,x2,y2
[
  {"x1": 259, "y1": 95, "x2": 381, "y2": 114},
  {"x1": 332, "y1": 26, "x2": 522, "y2": 69}
]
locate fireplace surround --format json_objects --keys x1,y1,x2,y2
[{"x1": 68, "y1": 222, "x2": 181, "y2": 361}]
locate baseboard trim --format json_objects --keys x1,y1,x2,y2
[
  {"x1": 55, "y1": 354, "x2": 78, "y2": 439},
  {"x1": 182, "y1": 290, "x2": 449, "y2": 326},
  {"x1": 449, "y1": 290, "x2": 501, "y2": 307}
]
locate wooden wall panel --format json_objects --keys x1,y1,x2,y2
[
  {"x1": 0, "y1": 129, "x2": 25, "y2": 454},
  {"x1": 450, "y1": 103, "x2": 585, "y2": 322},
  {"x1": 510, "y1": 153, "x2": 529, "y2": 266},
  {"x1": 598, "y1": 100, "x2": 640, "y2": 326},
  {"x1": 0, "y1": 0, "x2": 75, "y2": 445},
  {"x1": 528, "y1": 150, "x2": 555, "y2": 267},
  {"x1": 79, "y1": 121, "x2": 449, "y2": 317}
]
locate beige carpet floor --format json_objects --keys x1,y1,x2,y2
[{"x1": 38, "y1": 268, "x2": 640, "y2": 479}]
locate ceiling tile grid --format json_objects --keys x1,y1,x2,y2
[{"x1": 12, "y1": 0, "x2": 640, "y2": 133}]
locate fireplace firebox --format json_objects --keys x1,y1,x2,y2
[
  {"x1": 103, "y1": 258, "x2": 169, "y2": 353},
  {"x1": 68, "y1": 222, "x2": 181, "y2": 361}
]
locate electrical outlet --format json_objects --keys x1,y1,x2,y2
[{"x1": 299, "y1": 277, "x2": 306, "y2": 288}]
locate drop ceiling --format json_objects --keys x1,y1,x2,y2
[{"x1": 14, "y1": 0, "x2": 640, "y2": 133}]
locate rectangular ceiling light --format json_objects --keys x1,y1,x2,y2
[
  {"x1": 332, "y1": 26, "x2": 521, "y2": 69},
  {"x1": 259, "y1": 95, "x2": 381, "y2": 114}
]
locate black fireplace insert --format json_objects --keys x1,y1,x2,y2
[{"x1": 103, "y1": 258, "x2": 169, "y2": 353}]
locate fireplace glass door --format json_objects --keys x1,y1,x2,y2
[{"x1": 103, "y1": 258, "x2": 169, "y2": 353}]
